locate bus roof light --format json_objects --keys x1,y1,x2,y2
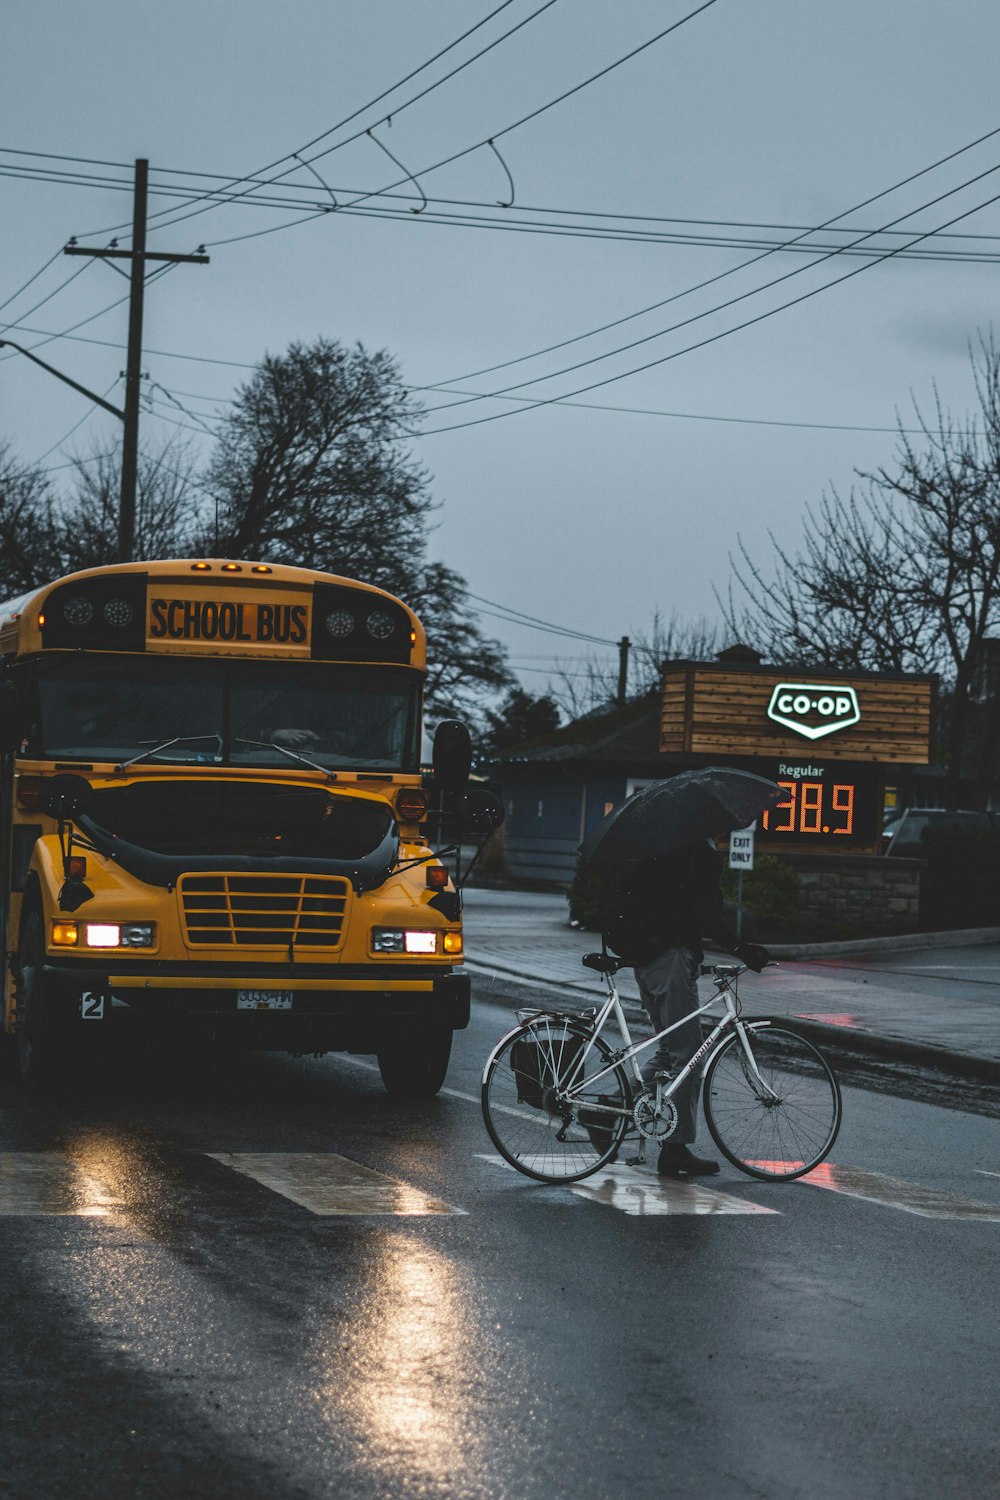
[
  {"x1": 191, "y1": 562, "x2": 212, "y2": 571},
  {"x1": 251, "y1": 564, "x2": 272, "y2": 574},
  {"x1": 221, "y1": 563, "x2": 242, "y2": 572}
]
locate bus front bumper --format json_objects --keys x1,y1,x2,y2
[{"x1": 25, "y1": 958, "x2": 471, "y2": 1049}]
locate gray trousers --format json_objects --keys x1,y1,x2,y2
[{"x1": 634, "y1": 947, "x2": 702, "y2": 1144}]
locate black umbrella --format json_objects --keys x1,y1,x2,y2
[{"x1": 578, "y1": 767, "x2": 781, "y2": 876}]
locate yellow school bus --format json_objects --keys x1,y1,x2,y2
[{"x1": 0, "y1": 559, "x2": 485, "y2": 1094}]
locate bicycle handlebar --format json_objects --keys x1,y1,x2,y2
[{"x1": 699, "y1": 961, "x2": 777, "y2": 978}]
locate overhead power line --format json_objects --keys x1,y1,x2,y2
[
  {"x1": 136, "y1": 0, "x2": 562, "y2": 239},
  {"x1": 9, "y1": 321, "x2": 258, "y2": 368},
  {"x1": 9, "y1": 147, "x2": 1000, "y2": 252},
  {"x1": 461, "y1": 588, "x2": 618, "y2": 646},
  {"x1": 63, "y1": 0, "x2": 554, "y2": 242},
  {"x1": 30, "y1": 377, "x2": 123, "y2": 464},
  {"x1": 0, "y1": 261, "x2": 178, "y2": 364},
  {"x1": 418, "y1": 170, "x2": 1000, "y2": 436},
  {"x1": 415, "y1": 141, "x2": 1000, "y2": 425},
  {"x1": 0, "y1": 246, "x2": 66, "y2": 317},
  {"x1": 0, "y1": 255, "x2": 94, "y2": 336},
  {"x1": 199, "y1": 0, "x2": 722, "y2": 250},
  {"x1": 420, "y1": 123, "x2": 1000, "y2": 403},
  {"x1": 408, "y1": 384, "x2": 944, "y2": 436},
  {"x1": 12, "y1": 143, "x2": 1000, "y2": 249},
  {"x1": 8, "y1": 157, "x2": 1000, "y2": 269}
]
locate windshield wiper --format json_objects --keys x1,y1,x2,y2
[
  {"x1": 235, "y1": 737, "x2": 337, "y2": 782},
  {"x1": 116, "y1": 734, "x2": 222, "y2": 773}
]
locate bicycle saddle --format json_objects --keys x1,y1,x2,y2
[{"x1": 582, "y1": 952, "x2": 622, "y2": 974}]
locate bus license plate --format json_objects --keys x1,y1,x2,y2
[{"x1": 237, "y1": 990, "x2": 294, "y2": 1010}]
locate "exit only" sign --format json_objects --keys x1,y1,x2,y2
[{"x1": 728, "y1": 824, "x2": 755, "y2": 870}]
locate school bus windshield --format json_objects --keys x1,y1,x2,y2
[{"x1": 26, "y1": 656, "x2": 421, "y2": 771}]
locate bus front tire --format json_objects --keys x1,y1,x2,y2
[
  {"x1": 376, "y1": 1025, "x2": 452, "y2": 1099},
  {"x1": 16, "y1": 911, "x2": 67, "y2": 1093}
]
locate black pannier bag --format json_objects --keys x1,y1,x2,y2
[{"x1": 510, "y1": 1028, "x2": 585, "y2": 1111}]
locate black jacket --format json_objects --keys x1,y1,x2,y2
[{"x1": 603, "y1": 841, "x2": 741, "y2": 965}]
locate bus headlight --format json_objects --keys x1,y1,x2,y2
[
  {"x1": 371, "y1": 928, "x2": 438, "y2": 955},
  {"x1": 84, "y1": 923, "x2": 155, "y2": 948},
  {"x1": 120, "y1": 923, "x2": 155, "y2": 947}
]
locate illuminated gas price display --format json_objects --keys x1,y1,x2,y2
[
  {"x1": 752, "y1": 761, "x2": 878, "y2": 847},
  {"x1": 763, "y1": 780, "x2": 854, "y2": 835}
]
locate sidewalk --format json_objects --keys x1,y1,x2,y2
[{"x1": 462, "y1": 888, "x2": 1000, "y2": 1084}]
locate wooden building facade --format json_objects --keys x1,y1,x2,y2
[{"x1": 490, "y1": 655, "x2": 937, "y2": 928}]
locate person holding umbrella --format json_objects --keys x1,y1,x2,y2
[{"x1": 578, "y1": 770, "x2": 778, "y2": 1178}]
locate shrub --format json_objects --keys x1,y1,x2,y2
[{"x1": 721, "y1": 854, "x2": 800, "y2": 935}]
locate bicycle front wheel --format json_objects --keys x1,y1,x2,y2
[
  {"x1": 703, "y1": 1022, "x2": 842, "y2": 1181},
  {"x1": 482, "y1": 1016, "x2": 632, "y2": 1184}
]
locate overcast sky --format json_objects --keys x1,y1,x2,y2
[{"x1": 3, "y1": 0, "x2": 1000, "y2": 704}]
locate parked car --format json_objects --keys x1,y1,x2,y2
[{"x1": 883, "y1": 808, "x2": 1000, "y2": 858}]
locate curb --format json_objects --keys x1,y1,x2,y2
[
  {"x1": 464, "y1": 957, "x2": 649, "y2": 1025},
  {"x1": 777, "y1": 1016, "x2": 1000, "y2": 1086},
  {"x1": 465, "y1": 957, "x2": 1000, "y2": 1086},
  {"x1": 766, "y1": 926, "x2": 1000, "y2": 960}
]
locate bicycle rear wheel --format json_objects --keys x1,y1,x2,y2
[
  {"x1": 703, "y1": 1022, "x2": 842, "y2": 1181},
  {"x1": 481, "y1": 1016, "x2": 632, "y2": 1184}
]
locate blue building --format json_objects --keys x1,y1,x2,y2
[{"x1": 490, "y1": 696, "x2": 666, "y2": 886}]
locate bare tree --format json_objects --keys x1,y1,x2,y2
[
  {"x1": 630, "y1": 609, "x2": 722, "y2": 694},
  {"x1": 204, "y1": 338, "x2": 511, "y2": 722},
  {"x1": 0, "y1": 442, "x2": 60, "y2": 595},
  {"x1": 58, "y1": 440, "x2": 207, "y2": 571},
  {"x1": 547, "y1": 610, "x2": 721, "y2": 720},
  {"x1": 0, "y1": 437, "x2": 206, "y2": 593},
  {"x1": 725, "y1": 334, "x2": 1000, "y2": 806}
]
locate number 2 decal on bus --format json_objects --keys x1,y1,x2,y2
[{"x1": 80, "y1": 992, "x2": 106, "y2": 1020}]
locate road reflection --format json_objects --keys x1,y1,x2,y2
[
  {"x1": 329, "y1": 1234, "x2": 484, "y2": 1493},
  {"x1": 0, "y1": 1149, "x2": 124, "y2": 1216}
]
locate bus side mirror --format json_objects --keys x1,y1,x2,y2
[
  {"x1": 432, "y1": 720, "x2": 472, "y2": 793},
  {"x1": 37, "y1": 774, "x2": 94, "y2": 820},
  {"x1": 456, "y1": 788, "x2": 505, "y2": 839},
  {"x1": 0, "y1": 679, "x2": 21, "y2": 752}
]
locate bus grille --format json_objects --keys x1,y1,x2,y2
[{"x1": 179, "y1": 874, "x2": 350, "y2": 949}]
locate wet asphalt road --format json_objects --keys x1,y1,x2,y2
[{"x1": 2, "y1": 995, "x2": 999, "y2": 1500}]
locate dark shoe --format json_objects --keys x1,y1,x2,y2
[
  {"x1": 578, "y1": 1096, "x2": 621, "y2": 1159},
  {"x1": 657, "y1": 1144, "x2": 720, "y2": 1178}
]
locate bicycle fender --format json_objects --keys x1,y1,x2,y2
[{"x1": 702, "y1": 1016, "x2": 774, "y2": 1073}]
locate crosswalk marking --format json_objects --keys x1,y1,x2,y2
[
  {"x1": 0, "y1": 1152, "x2": 123, "y2": 1217},
  {"x1": 476, "y1": 1154, "x2": 779, "y2": 1216},
  {"x1": 797, "y1": 1162, "x2": 1000, "y2": 1220},
  {"x1": 2, "y1": 1143, "x2": 994, "y2": 1223},
  {"x1": 206, "y1": 1152, "x2": 465, "y2": 1216}
]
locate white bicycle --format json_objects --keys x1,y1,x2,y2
[{"x1": 481, "y1": 953, "x2": 842, "y2": 1184}]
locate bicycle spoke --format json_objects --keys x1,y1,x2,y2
[
  {"x1": 704, "y1": 1025, "x2": 841, "y2": 1181},
  {"x1": 482, "y1": 1017, "x2": 632, "y2": 1184}
]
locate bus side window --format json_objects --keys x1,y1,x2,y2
[{"x1": 12, "y1": 825, "x2": 42, "y2": 890}]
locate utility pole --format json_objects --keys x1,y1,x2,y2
[
  {"x1": 65, "y1": 159, "x2": 209, "y2": 562},
  {"x1": 617, "y1": 636, "x2": 630, "y2": 709}
]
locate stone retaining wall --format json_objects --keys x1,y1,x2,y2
[{"x1": 780, "y1": 852, "x2": 924, "y2": 936}]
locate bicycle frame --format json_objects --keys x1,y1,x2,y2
[{"x1": 538, "y1": 965, "x2": 779, "y2": 1118}]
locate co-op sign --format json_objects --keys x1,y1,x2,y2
[{"x1": 766, "y1": 683, "x2": 861, "y2": 741}]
